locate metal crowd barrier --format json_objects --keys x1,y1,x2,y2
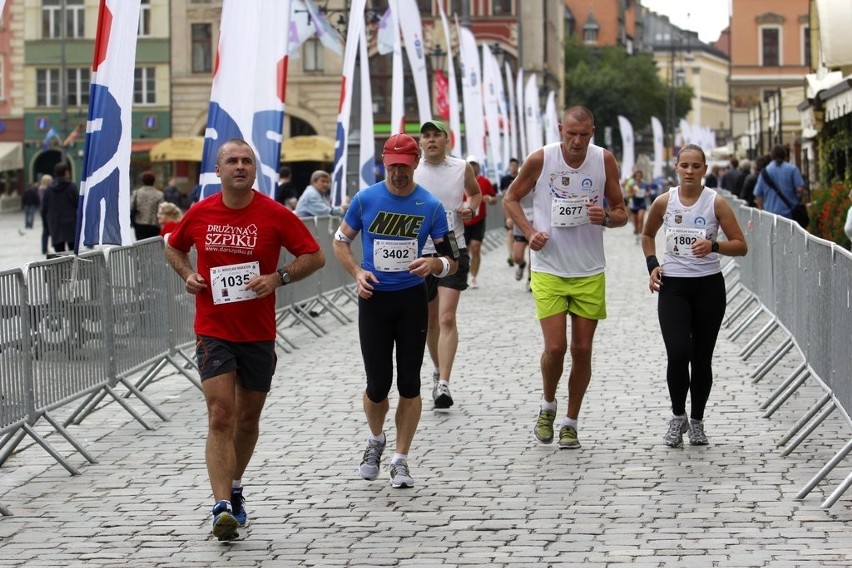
[{"x1": 722, "y1": 193, "x2": 852, "y2": 508}]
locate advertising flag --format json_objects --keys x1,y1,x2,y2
[
  {"x1": 544, "y1": 90, "x2": 559, "y2": 145},
  {"x1": 504, "y1": 62, "x2": 517, "y2": 164},
  {"x1": 457, "y1": 24, "x2": 485, "y2": 161},
  {"x1": 438, "y1": 2, "x2": 461, "y2": 157},
  {"x1": 397, "y1": 0, "x2": 432, "y2": 124},
  {"x1": 435, "y1": 70, "x2": 449, "y2": 119},
  {"x1": 75, "y1": 0, "x2": 141, "y2": 250},
  {"x1": 303, "y1": 0, "x2": 343, "y2": 55},
  {"x1": 524, "y1": 73, "x2": 542, "y2": 151},
  {"x1": 198, "y1": 0, "x2": 290, "y2": 199},
  {"x1": 617, "y1": 115, "x2": 635, "y2": 182},
  {"x1": 331, "y1": 0, "x2": 366, "y2": 207},
  {"x1": 651, "y1": 116, "x2": 664, "y2": 179},
  {"x1": 358, "y1": 27, "x2": 375, "y2": 188}
]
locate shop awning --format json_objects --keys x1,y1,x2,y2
[
  {"x1": 817, "y1": 0, "x2": 852, "y2": 67},
  {"x1": 131, "y1": 140, "x2": 159, "y2": 153},
  {"x1": 0, "y1": 142, "x2": 23, "y2": 172},
  {"x1": 281, "y1": 135, "x2": 335, "y2": 163},
  {"x1": 150, "y1": 136, "x2": 204, "y2": 162}
]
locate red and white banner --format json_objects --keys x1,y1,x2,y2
[
  {"x1": 75, "y1": 0, "x2": 141, "y2": 250},
  {"x1": 435, "y1": 70, "x2": 450, "y2": 120},
  {"x1": 198, "y1": 0, "x2": 290, "y2": 199}
]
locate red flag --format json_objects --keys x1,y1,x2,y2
[{"x1": 435, "y1": 69, "x2": 449, "y2": 120}]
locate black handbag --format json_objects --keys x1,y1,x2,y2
[{"x1": 760, "y1": 169, "x2": 809, "y2": 229}]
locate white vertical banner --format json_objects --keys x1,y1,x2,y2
[
  {"x1": 438, "y1": 1, "x2": 461, "y2": 157},
  {"x1": 490, "y1": 53, "x2": 510, "y2": 179},
  {"x1": 617, "y1": 115, "x2": 635, "y2": 182},
  {"x1": 504, "y1": 62, "x2": 518, "y2": 162},
  {"x1": 358, "y1": 27, "x2": 375, "y2": 189},
  {"x1": 516, "y1": 68, "x2": 527, "y2": 159},
  {"x1": 457, "y1": 23, "x2": 485, "y2": 161},
  {"x1": 397, "y1": 0, "x2": 432, "y2": 124},
  {"x1": 382, "y1": 0, "x2": 404, "y2": 134},
  {"x1": 288, "y1": 0, "x2": 313, "y2": 58},
  {"x1": 76, "y1": 0, "x2": 141, "y2": 250},
  {"x1": 524, "y1": 73, "x2": 542, "y2": 151},
  {"x1": 679, "y1": 118, "x2": 693, "y2": 147},
  {"x1": 198, "y1": 0, "x2": 290, "y2": 199},
  {"x1": 544, "y1": 90, "x2": 560, "y2": 145},
  {"x1": 481, "y1": 45, "x2": 502, "y2": 179},
  {"x1": 331, "y1": 0, "x2": 366, "y2": 206},
  {"x1": 651, "y1": 116, "x2": 664, "y2": 179}
]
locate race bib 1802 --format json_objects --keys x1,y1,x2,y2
[{"x1": 666, "y1": 227, "x2": 707, "y2": 257}]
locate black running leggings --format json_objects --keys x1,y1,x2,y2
[
  {"x1": 359, "y1": 283, "x2": 428, "y2": 402},
  {"x1": 657, "y1": 272, "x2": 726, "y2": 421}
]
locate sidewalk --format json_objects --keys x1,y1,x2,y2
[
  {"x1": 0, "y1": 217, "x2": 850, "y2": 567},
  {"x1": 0, "y1": 211, "x2": 47, "y2": 272}
]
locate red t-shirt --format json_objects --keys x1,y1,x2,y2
[
  {"x1": 465, "y1": 175, "x2": 496, "y2": 226},
  {"x1": 168, "y1": 191, "x2": 320, "y2": 342},
  {"x1": 160, "y1": 220, "x2": 180, "y2": 236}
]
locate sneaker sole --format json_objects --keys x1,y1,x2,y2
[
  {"x1": 533, "y1": 431, "x2": 554, "y2": 444},
  {"x1": 359, "y1": 467, "x2": 380, "y2": 481},
  {"x1": 213, "y1": 513, "x2": 239, "y2": 540},
  {"x1": 390, "y1": 479, "x2": 414, "y2": 488},
  {"x1": 689, "y1": 439, "x2": 709, "y2": 446},
  {"x1": 434, "y1": 394, "x2": 453, "y2": 409},
  {"x1": 558, "y1": 441, "x2": 581, "y2": 449}
]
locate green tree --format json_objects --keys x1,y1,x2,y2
[{"x1": 563, "y1": 38, "x2": 692, "y2": 151}]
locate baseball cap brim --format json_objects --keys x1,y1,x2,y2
[
  {"x1": 383, "y1": 153, "x2": 418, "y2": 167},
  {"x1": 420, "y1": 120, "x2": 448, "y2": 135}
]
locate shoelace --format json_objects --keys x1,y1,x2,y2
[
  {"x1": 363, "y1": 440, "x2": 384, "y2": 463},
  {"x1": 391, "y1": 461, "x2": 410, "y2": 478},
  {"x1": 689, "y1": 422, "x2": 705, "y2": 438},
  {"x1": 666, "y1": 420, "x2": 685, "y2": 439}
]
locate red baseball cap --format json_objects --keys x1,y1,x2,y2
[{"x1": 382, "y1": 134, "x2": 419, "y2": 167}]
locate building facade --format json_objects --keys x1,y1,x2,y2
[
  {"x1": 729, "y1": 0, "x2": 810, "y2": 155},
  {"x1": 20, "y1": 0, "x2": 171, "y2": 188}
]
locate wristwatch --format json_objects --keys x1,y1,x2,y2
[
  {"x1": 602, "y1": 213, "x2": 612, "y2": 228},
  {"x1": 711, "y1": 241, "x2": 720, "y2": 253},
  {"x1": 277, "y1": 268, "x2": 291, "y2": 286}
]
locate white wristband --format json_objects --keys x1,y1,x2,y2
[
  {"x1": 334, "y1": 228, "x2": 353, "y2": 244},
  {"x1": 434, "y1": 256, "x2": 451, "y2": 278}
]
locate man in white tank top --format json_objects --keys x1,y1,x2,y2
[
  {"x1": 503, "y1": 106, "x2": 628, "y2": 449},
  {"x1": 414, "y1": 120, "x2": 482, "y2": 410}
]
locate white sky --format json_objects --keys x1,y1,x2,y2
[{"x1": 641, "y1": 0, "x2": 731, "y2": 44}]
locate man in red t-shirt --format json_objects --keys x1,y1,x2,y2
[
  {"x1": 166, "y1": 139, "x2": 324, "y2": 540},
  {"x1": 463, "y1": 156, "x2": 497, "y2": 288}
]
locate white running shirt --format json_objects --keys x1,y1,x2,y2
[{"x1": 414, "y1": 156, "x2": 468, "y2": 253}]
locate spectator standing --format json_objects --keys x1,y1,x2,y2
[
  {"x1": 295, "y1": 170, "x2": 347, "y2": 218},
  {"x1": 720, "y1": 158, "x2": 747, "y2": 198},
  {"x1": 704, "y1": 165, "x2": 721, "y2": 188},
  {"x1": 37, "y1": 174, "x2": 53, "y2": 253},
  {"x1": 163, "y1": 177, "x2": 185, "y2": 209},
  {"x1": 130, "y1": 171, "x2": 164, "y2": 240},
  {"x1": 22, "y1": 180, "x2": 41, "y2": 230},
  {"x1": 740, "y1": 155, "x2": 769, "y2": 208},
  {"x1": 275, "y1": 166, "x2": 299, "y2": 209},
  {"x1": 157, "y1": 202, "x2": 183, "y2": 237},
  {"x1": 41, "y1": 163, "x2": 78, "y2": 254},
  {"x1": 754, "y1": 144, "x2": 805, "y2": 219}
]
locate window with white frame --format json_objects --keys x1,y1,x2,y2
[
  {"x1": 42, "y1": 0, "x2": 85, "y2": 39},
  {"x1": 760, "y1": 26, "x2": 780, "y2": 67},
  {"x1": 36, "y1": 69, "x2": 60, "y2": 107},
  {"x1": 134, "y1": 67, "x2": 156, "y2": 104},
  {"x1": 66, "y1": 67, "x2": 90, "y2": 107},
  {"x1": 303, "y1": 38, "x2": 324, "y2": 72},
  {"x1": 139, "y1": 0, "x2": 151, "y2": 37}
]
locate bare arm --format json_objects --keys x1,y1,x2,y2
[
  {"x1": 332, "y1": 221, "x2": 379, "y2": 299},
  {"x1": 594, "y1": 151, "x2": 628, "y2": 227},
  {"x1": 709, "y1": 195, "x2": 748, "y2": 257},
  {"x1": 641, "y1": 193, "x2": 669, "y2": 294},
  {"x1": 459, "y1": 163, "x2": 482, "y2": 222},
  {"x1": 165, "y1": 241, "x2": 208, "y2": 295}
]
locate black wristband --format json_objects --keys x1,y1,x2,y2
[
  {"x1": 646, "y1": 255, "x2": 660, "y2": 275},
  {"x1": 711, "y1": 240, "x2": 720, "y2": 253}
]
